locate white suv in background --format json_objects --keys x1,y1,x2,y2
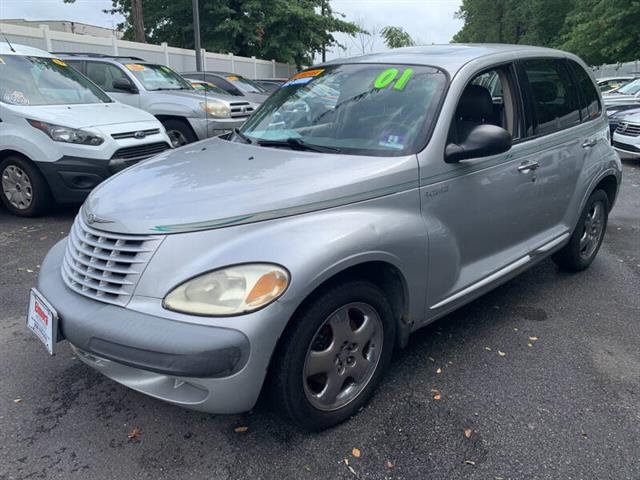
[
  {"x1": 612, "y1": 112, "x2": 640, "y2": 160},
  {"x1": 0, "y1": 43, "x2": 171, "y2": 217}
]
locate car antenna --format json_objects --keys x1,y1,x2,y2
[{"x1": 1, "y1": 30, "x2": 16, "y2": 52}]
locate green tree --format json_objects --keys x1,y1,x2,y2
[
  {"x1": 559, "y1": 0, "x2": 640, "y2": 65},
  {"x1": 380, "y1": 26, "x2": 415, "y2": 49},
  {"x1": 66, "y1": 0, "x2": 358, "y2": 67}
]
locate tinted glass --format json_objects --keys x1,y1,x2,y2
[
  {"x1": 569, "y1": 61, "x2": 601, "y2": 121},
  {"x1": 86, "y1": 62, "x2": 130, "y2": 92},
  {"x1": 240, "y1": 64, "x2": 447, "y2": 156},
  {"x1": 124, "y1": 63, "x2": 192, "y2": 91},
  {"x1": 223, "y1": 74, "x2": 266, "y2": 93},
  {"x1": 0, "y1": 55, "x2": 112, "y2": 106},
  {"x1": 522, "y1": 59, "x2": 581, "y2": 135},
  {"x1": 617, "y1": 78, "x2": 640, "y2": 95}
]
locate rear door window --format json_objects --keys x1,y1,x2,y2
[
  {"x1": 521, "y1": 59, "x2": 581, "y2": 136},
  {"x1": 568, "y1": 61, "x2": 602, "y2": 122},
  {"x1": 86, "y1": 62, "x2": 130, "y2": 92}
]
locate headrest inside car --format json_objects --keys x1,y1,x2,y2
[
  {"x1": 456, "y1": 84, "x2": 494, "y2": 119},
  {"x1": 531, "y1": 81, "x2": 558, "y2": 102}
]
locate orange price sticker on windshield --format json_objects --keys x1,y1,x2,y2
[
  {"x1": 52, "y1": 58, "x2": 67, "y2": 67},
  {"x1": 290, "y1": 69, "x2": 324, "y2": 80},
  {"x1": 226, "y1": 75, "x2": 239, "y2": 81},
  {"x1": 125, "y1": 63, "x2": 146, "y2": 71}
]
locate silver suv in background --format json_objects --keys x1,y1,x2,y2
[
  {"x1": 31, "y1": 45, "x2": 621, "y2": 431},
  {"x1": 59, "y1": 54, "x2": 258, "y2": 146}
]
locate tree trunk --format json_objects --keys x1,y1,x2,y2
[{"x1": 131, "y1": 0, "x2": 146, "y2": 43}]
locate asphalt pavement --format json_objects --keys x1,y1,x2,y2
[{"x1": 1, "y1": 160, "x2": 639, "y2": 480}]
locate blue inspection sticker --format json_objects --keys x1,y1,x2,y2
[
  {"x1": 378, "y1": 132, "x2": 406, "y2": 149},
  {"x1": 281, "y1": 77, "x2": 314, "y2": 88}
]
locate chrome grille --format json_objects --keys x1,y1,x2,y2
[
  {"x1": 111, "y1": 128, "x2": 160, "y2": 140},
  {"x1": 229, "y1": 102, "x2": 254, "y2": 117},
  {"x1": 61, "y1": 214, "x2": 163, "y2": 306},
  {"x1": 616, "y1": 122, "x2": 640, "y2": 137}
]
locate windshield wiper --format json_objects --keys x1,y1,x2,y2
[
  {"x1": 151, "y1": 87, "x2": 189, "y2": 91},
  {"x1": 233, "y1": 128, "x2": 255, "y2": 144},
  {"x1": 256, "y1": 137, "x2": 342, "y2": 153}
]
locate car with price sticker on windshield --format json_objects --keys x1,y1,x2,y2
[
  {"x1": 58, "y1": 53, "x2": 259, "y2": 147},
  {"x1": 31, "y1": 45, "x2": 621, "y2": 431},
  {"x1": 0, "y1": 43, "x2": 171, "y2": 217}
]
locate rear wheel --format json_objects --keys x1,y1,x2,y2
[
  {"x1": 0, "y1": 155, "x2": 52, "y2": 217},
  {"x1": 161, "y1": 119, "x2": 197, "y2": 147},
  {"x1": 270, "y1": 281, "x2": 396, "y2": 431},
  {"x1": 553, "y1": 189, "x2": 609, "y2": 272}
]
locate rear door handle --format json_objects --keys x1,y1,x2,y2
[
  {"x1": 518, "y1": 160, "x2": 539, "y2": 172},
  {"x1": 582, "y1": 138, "x2": 598, "y2": 148}
]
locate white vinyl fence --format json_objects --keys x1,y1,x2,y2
[
  {"x1": 593, "y1": 60, "x2": 640, "y2": 79},
  {"x1": 0, "y1": 22, "x2": 295, "y2": 78}
]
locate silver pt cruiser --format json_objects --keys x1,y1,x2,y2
[{"x1": 30, "y1": 45, "x2": 622, "y2": 430}]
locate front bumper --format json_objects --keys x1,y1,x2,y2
[
  {"x1": 36, "y1": 153, "x2": 163, "y2": 204},
  {"x1": 187, "y1": 116, "x2": 248, "y2": 140},
  {"x1": 612, "y1": 140, "x2": 640, "y2": 159},
  {"x1": 36, "y1": 241, "x2": 271, "y2": 414}
]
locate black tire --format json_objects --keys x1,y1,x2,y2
[
  {"x1": 270, "y1": 280, "x2": 396, "y2": 431},
  {"x1": 553, "y1": 189, "x2": 609, "y2": 272},
  {"x1": 0, "y1": 155, "x2": 52, "y2": 217},
  {"x1": 161, "y1": 119, "x2": 197, "y2": 147}
]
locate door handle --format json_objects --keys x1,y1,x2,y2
[
  {"x1": 517, "y1": 160, "x2": 539, "y2": 172},
  {"x1": 582, "y1": 138, "x2": 598, "y2": 148}
]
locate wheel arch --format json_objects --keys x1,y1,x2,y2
[{"x1": 593, "y1": 174, "x2": 619, "y2": 212}]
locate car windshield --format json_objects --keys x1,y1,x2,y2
[
  {"x1": 0, "y1": 55, "x2": 112, "y2": 106},
  {"x1": 124, "y1": 63, "x2": 193, "y2": 91},
  {"x1": 223, "y1": 74, "x2": 266, "y2": 93},
  {"x1": 239, "y1": 64, "x2": 447, "y2": 156},
  {"x1": 189, "y1": 80, "x2": 228, "y2": 96},
  {"x1": 616, "y1": 78, "x2": 640, "y2": 95}
]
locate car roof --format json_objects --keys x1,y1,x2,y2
[
  {"x1": 0, "y1": 42, "x2": 54, "y2": 58},
  {"x1": 182, "y1": 71, "x2": 245, "y2": 77},
  {"x1": 319, "y1": 43, "x2": 580, "y2": 75}
]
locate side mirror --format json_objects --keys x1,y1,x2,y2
[
  {"x1": 445, "y1": 124, "x2": 512, "y2": 163},
  {"x1": 112, "y1": 78, "x2": 136, "y2": 93}
]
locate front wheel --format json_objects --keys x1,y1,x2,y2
[
  {"x1": 161, "y1": 119, "x2": 197, "y2": 147},
  {"x1": 270, "y1": 281, "x2": 396, "y2": 431},
  {"x1": 553, "y1": 189, "x2": 609, "y2": 272},
  {"x1": 0, "y1": 155, "x2": 52, "y2": 217}
]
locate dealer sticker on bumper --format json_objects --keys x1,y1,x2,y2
[{"x1": 27, "y1": 288, "x2": 57, "y2": 355}]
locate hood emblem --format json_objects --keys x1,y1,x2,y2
[
  {"x1": 133, "y1": 131, "x2": 147, "y2": 139},
  {"x1": 619, "y1": 122, "x2": 628, "y2": 133},
  {"x1": 86, "y1": 212, "x2": 114, "y2": 225}
]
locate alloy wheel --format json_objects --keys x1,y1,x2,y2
[
  {"x1": 579, "y1": 200, "x2": 605, "y2": 260},
  {"x1": 303, "y1": 302, "x2": 383, "y2": 412},
  {"x1": 167, "y1": 129, "x2": 189, "y2": 148}
]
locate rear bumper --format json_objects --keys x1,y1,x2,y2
[{"x1": 36, "y1": 153, "x2": 159, "y2": 204}]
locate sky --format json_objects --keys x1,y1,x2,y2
[{"x1": 0, "y1": 0, "x2": 464, "y2": 59}]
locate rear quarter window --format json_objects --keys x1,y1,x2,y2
[
  {"x1": 521, "y1": 59, "x2": 581, "y2": 136},
  {"x1": 569, "y1": 61, "x2": 602, "y2": 122}
]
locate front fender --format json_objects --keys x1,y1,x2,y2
[{"x1": 134, "y1": 188, "x2": 428, "y2": 329}]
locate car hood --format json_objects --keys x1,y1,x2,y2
[
  {"x1": 14, "y1": 102, "x2": 155, "y2": 128},
  {"x1": 84, "y1": 138, "x2": 418, "y2": 235},
  {"x1": 603, "y1": 93, "x2": 639, "y2": 106}
]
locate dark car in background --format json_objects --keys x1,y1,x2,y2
[
  {"x1": 181, "y1": 71, "x2": 269, "y2": 105},
  {"x1": 254, "y1": 78, "x2": 287, "y2": 93}
]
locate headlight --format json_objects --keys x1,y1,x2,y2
[
  {"x1": 200, "y1": 100, "x2": 230, "y2": 118},
  {"x1": 163, "y1": 264, "x2": 289, "y2": 316},
  {"x1": 27, "y1": 119, "x2": 104, "y2": 145}
]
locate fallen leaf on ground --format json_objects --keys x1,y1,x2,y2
[
  {"x1": 463, "y1": 427, "x2": 473, "y2": 439},
  {"x1": 498, "y1": 350, "x2": 507, "y2": 357},
  {"x1": 39, "y1": 236, "x2": 48, "y2": 241},
  {"x1": 385, "y1": 459, "x2": 395, "y2": 469},
  {"x1": 431, "y1": 389, "x2": 442, "y2": 401},
  {"x1": 485, "y1": 346, "x2": 492, "y2": 351},
  {"x1": 352, "y1": 448, "x2": 361, "y2": 458},
  {"x1": 344, "y1": 458, "x2": 349, "y2": 466},
  {"x1": 428, "y1": 356, "x2": 435, "y2": 362},
  {"x1": 529, "y1": 336, "x2": 538, "y2": 341},
  {"x1": 347, "y1": 465, "x2": 357, "y2": 476},
  {"x1": 234, "y1": 426, "x2": 249, "y2": 433},
  {"x1": 436, "y1": 368, "x2": 442, "y2": 374},
  {"x1": 528, "y1": 343, "x2": 533, "y2": 347},
  {"x1": 513, "y1": 327, "x2": 519, "y2": 332},
  {"x1": 464, "y1": 460, "x2": 476, "y2": 465},
  {"x1": 13, "y1": 398, "x2": 22, "y2": 404},
  {"x1": 127, "y1": 426, "x2": 142, "y2": 440}
]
